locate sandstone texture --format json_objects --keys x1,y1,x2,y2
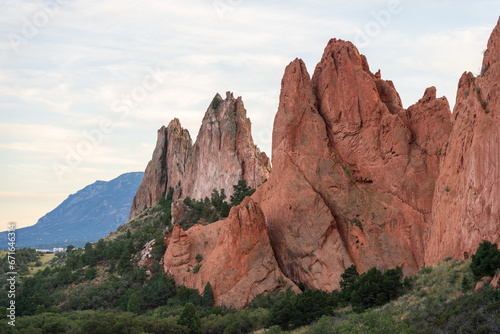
[
  {"x1": 130, "y1": 92, "x2": 270, "y2": 219},
  {"x1": 426, "y1": 18, "x2": 500, "y2": 264},
  {"x1": 254, "y1": 39, "x2": 451, "y2": 290},
  {"x1": 163, "y1": 199, "x2": 298, "y2": 309},
  {"x1": 491, "y1": 274, "x2": 500, "y2": 290}
]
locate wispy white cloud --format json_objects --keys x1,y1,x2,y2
[{"x1": 0, "y1": 0, "x2": 498, "y2": 230}]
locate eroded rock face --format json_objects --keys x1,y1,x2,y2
[
  {"x1": 163, "y1": 199, "x2": 298, "y2": 309},
  {"x1": 426, "y1": 18, "x2": 500, "y2": 265},
  {"x1": 130, "y1": 120, "x2": 192, "y2": 217},
  {"x1": 182, "y1": 93, "x2": 271, "y2": 201},
  {"x1": 254, "y1": 39, "x2": 452, "y2": 290},
  {"x1": 130, "y1": 92, "x2": 270, "y2": 219},
  {"x1": 154, "y1": 19, "x2": 498, "y2": 307}
]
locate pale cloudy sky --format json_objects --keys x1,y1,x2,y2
[{"x1": 0, "y1": 0, "x2": 498, "y2": 232}]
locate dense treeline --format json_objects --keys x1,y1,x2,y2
[
  {"x1": 1, "y1": 311, "x2": 189, "y2": 334},
  {"x1": 178, "y1": 180, "x2": 256, "y2": 230},
  {"x1": 305, "y1": 285, "x2": 500, "y2": 334},
  {"x1": 1, "y1": 248, "x2": 42, "y2": 276}
]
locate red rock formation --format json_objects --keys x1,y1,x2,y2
[
  {"x1": 426, "y1": 18, "x2": 500, "y2": 265},
  {"x1": 491, "y1": 274, "x2": 500, "y2": 290},
  {"x1": 130, "y1": 120, "x2": 192, "y2": 217},
  {"x1": 182, "y1": 92, "x2": 271, "y2": 200},
  {"x1": 253, "y1": 38, "x2": 452, "y2": 290},
  {"x1": 155, "y1": 19, "x2": 498, "y2": 306},
  {"x1": 171, "y1": 200, "x2": 188, "y2": 225},
  {"x1": 253, "y1": 58, "x2": 355, "y2": 291},
  {"x1": 163, "y1": 198, "x2": 298, "y2": 309},
  {"x1": 130, "y1": 92, "x2": 270, "y2": 219},
  {"x1": 311, "y1": 39, "x2": 450, "y2": 219}
]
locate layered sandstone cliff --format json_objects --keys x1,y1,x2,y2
[
  {"x1": 253, "y1": 41, "x2": 452, "y2": 290},
  {"x1": 130, "y1": 92, "x2": 271, "y2": 219},
  {"x1": 426, "y1": 17, "x2": 500, "y2": 264}
]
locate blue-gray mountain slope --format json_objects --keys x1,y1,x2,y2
[{"x1": 0, "y1": 172, "x2": 144, "y2": 250}]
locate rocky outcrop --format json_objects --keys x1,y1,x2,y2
[
  {"x1": 130, "y1": 92, "x2": 270, "y2": 219},
  {"x1": 252, "y1": 38, "x2": 452, "y2": 290},
  {"x1": 181, "y1": 92, "x2": 271, "y2": 201},
  {"x1": 426, "y1": 17, "x2": 500, "y2": 265},
  {"x1": 491, "y1": 274, "x2": 500, "y2": 290},
  {"x1": 152, "y1": 19, "x2": 499, "y2": 307},
  {"x1": 171, "y1": 200, "x2": 188, "y2": 225},
  {"x1": 163, "y1": 198, "x2": 298, "y2": 309},
  {"x1": 130, "y1": 121, "x2": 192, "y2": 217}
]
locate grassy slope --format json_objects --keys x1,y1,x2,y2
[
  {"x1": 280, "y1": 259, "x2": 477, "y2": 333},
  {"x1": 26, "y1": 253, "x2": 56, "y2": 277}
]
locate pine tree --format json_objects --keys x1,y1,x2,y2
[
  {"x1": 339, "y1": 264, "x2": 359, "y2": 301},
  {"x1": 177, "y1": 302, "x2": 202, "y2": 334},
  {"x1": 127, "y1": 292, "x2": 142, "y2": 314},
  {"x1": 461, "y1": 276, "x2": 471, "y2": 292},
  {"x1": 202, "y1": 281, "x2": 214, "y2": 308},
  {"x1": 471, "y1": 240, "x2": 500, "y2": 279}
]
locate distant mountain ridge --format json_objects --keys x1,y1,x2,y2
[{"x1": 0, "y1": 172, "x2": 144, "y2": 250}]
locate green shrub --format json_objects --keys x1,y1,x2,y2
[
  {"x1": 266, "y1": 288, "x2": 339, "y2": 330},
  {"x1": 127, "y1": 292, "x2": 143, "y2": 314},
  {"x1": 341, "y1": 164, "x2": 353, "y2": 176},
  {"x1": 177, "y1": 285, "x2": 202, "y2": 306},
  {"x1": 339, "y1": 264, "x2": 359, "y2": 301},
  {"x1": 461, "y1": 276, "x2": 471, "y2": 292},
  {"x1": 351, "y1": 218, "x2": 363, "y2": 230},
  {"x1": 403, "y1": 285, "x2": 500, "y2": 333},
  {"x1": 152, "y1": 234, "x2": 167, "y2": 261},
  {"x1": 419, "y1": 266, "x2": 432, "y2": 275},
  {"x1": 349, "y1": 266, "x2": 403, "y2": 312},
  {"x1": 230, "y1": 180, "x2": 256, "y2": 207},
  {"x1": 183, "y1": 196, "x2": 193, "y2": 207},
  {"x1": 195, "y1": 254, "x2": 203, "y2": 263},
  {"x1": 211, "y1": 96, "x2": 222, "y2": 111},
  {"x1": 471, "y1": 240, "x2": 500, "y2": 279},
  {"x1": 481, "y1": 64, "x2": 490, "y2": 76},
  {"x1": 84, "y1": 267, "x2": 98, "y2": 281}
]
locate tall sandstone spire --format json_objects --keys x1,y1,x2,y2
[
  {"x1": 426, "y1": 17, "x2": 500, "y2": 264},
  {"x1": 253, "y1": 40, "x2": 452, "y2": 289},
  {"x1": 129, "y1": 92, "x2": 270, "y2": 219}
]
